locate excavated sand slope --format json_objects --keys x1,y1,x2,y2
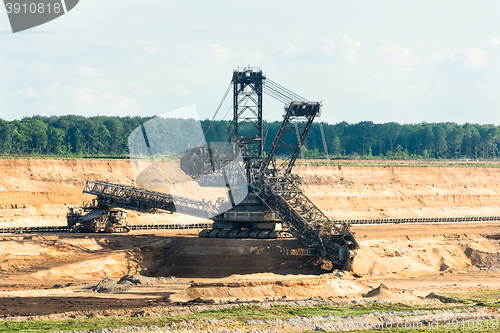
[
  {"x1": 295, "y1": 163, "x2": 500, "y2": 219},
  {"x1": 2, "y1": 159, "x2": 500, "y2": 226},
  {"x1": 1, "y1": 226, "x2": 499, "y2": 304},
  {"x1": 1, "y1": 226, "x2": 499, "y2": 281},
  {"x1": 2, "y1": 159, "x2": 500, "y2": 302},
  {"x1": 0, "y1": 234, "x2": 327, "y2": 280}
]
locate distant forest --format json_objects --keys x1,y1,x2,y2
[{"x1": 0, "y1": 115, "x2": 499, "y2": 160}]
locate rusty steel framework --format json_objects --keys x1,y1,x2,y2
[
  {"x1": 232, "y1": 67, "x2": 265, "y2": 158},
  {"x1": 70, "y1": 67, "x2": 359, "y2": 269},
  {"x1": 178, "y1": 67, "x2": 358, "y2": 269},
  {"x1": 82, "y1": 181, "x2": 220, "y2": 219}
]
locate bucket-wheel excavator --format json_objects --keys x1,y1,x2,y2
[{"x1": 68, "y1": 67, "x2": 358, "y2": 269}]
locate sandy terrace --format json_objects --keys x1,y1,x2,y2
[{"x1": 3, "y1": 159, "x2": 500, "y2": 226}]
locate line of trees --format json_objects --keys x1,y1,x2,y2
[
  {"x1": 302, "y1": 121, "x2": 498, "y2": 160},
  {"x1": 0, "y1": 115, "x2": 153, "y2": 156},
  {"x1": 0, "y1": 115, "x2": 499, "y2": 160}
]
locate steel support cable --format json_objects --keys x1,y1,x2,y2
[
  {"x1": 263, "y1": 84, "x2": 295, "y2": 103},
  {"x1": 263, "y1": 82, "x2": 299, "y2": 103},
  {"x1": 263, "y1": 83, "x2": 295, "y2": 102},
  {"x1": 203, "y1": 81, "x2": 232, "y2": 140},
  {"x1": 265, "y1": 79, "x2": 308, "y2": 101},
  {"x1": 269, "y1": 80, "x2": 309, "y2": 102},
  {"x1": 319, "y1": 122, "x2": 331, "y2": 163},
  {"x1": 262, "y1": 86, "x2": 290, "y2": 103},
  {"x1": 265, "y1": 79, "x2": 306, "y2": 100}
]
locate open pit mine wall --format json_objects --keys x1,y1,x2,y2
[{"x1": 1, "y1": 158, "x2": 500, "y2": 227}]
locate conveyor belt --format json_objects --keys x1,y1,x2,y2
[
  {"x1": 83, "y1": 180, "x2": 220, "y2": 218},
  {"x1": 0, "y1": 222, "x2": 213, "y2": 234},
  {"x1": 2, "y1": 215, "x2": 499, "y2": 234},
  {"x1": 342, "y1": 215, "x2": 500, "y2": 225}
]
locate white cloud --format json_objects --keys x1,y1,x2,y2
[
  {"x1": 381, "y1": 46, "x2": 411, "y2": 66},
  {"x1": 423, "y1": 52, "x2": 455, "y2": 63},
  {"x1": 404, "y1": 85, "x2": 419, "y2": 91},
  {"x1": 75, "y1": 65, "x2": 102, "y2": 77},
  {"x1": 282, "y1": 44, "x2": 298, "y2": 58},
  {"x1": 249, "y1": 52, "x2": 263, "y2": 63},
  {"x1": 464, "y1": 48, "x2": 487, "y2": 69},
  {"x1": 37, "y1": 100, "x2": 55, "y2": 111},
  {"x1": 404, "y1": 84, "x2": 429, "y2": 91},
  {"x1": 341, "y1": 35, "x2": 361, "y2": 63},
  {"x1": 279, "y1": 37, "x2": 358, "y2": 64},
  {"x1": 102, "y1": 94, "x2": 139, "y2": 113},
  {"x1": 115, "y1": 96, "x2": 138, "y2": 112},
  {"x1": 490, "y1": 37, "x2": 500, "y2": 47},
  {"x1": 45, "y1": 83, "x2": 61, "y2": 98},
  {"x1": 320, "y1": 40, "x2": 336, "y2": 55},
  {"x1": 132, "y1": 85, "x2": 149, "y2": 95},
  {"x1": 76, "y1": 89, "x2": 95, "y2": 104},
  {"x1": 210, "y1": 43, "x2": 229, "y2": 60},
  {"x1": 25, "y1": 63, "x2": 49, "y2": 72},
  {"x1": 137, "y1": 39, "x2": 160, "y2": 54},
  {"x1": 16, "y1": 87, "x2": 34, "y2": 98},
  {"x1": 168, "y1": 84, "x2": 188, "y2": 95},
  {"x1": 93, "y1": 79, "x2": 120, "y2": 88},
  {"x1": 404, "y1": 84, "x2": 428, "y2": 92}
]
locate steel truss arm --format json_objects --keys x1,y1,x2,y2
[
  {"x1": 83, "y1": 180, "x2": 219, "y2": 218},
  {"x1": 260, "y1": 102, "x2": 321, "y2": 176}
]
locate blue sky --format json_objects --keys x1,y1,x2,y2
[{"x1": 1, "y1": 0, "x2": 500, "y2": 124}]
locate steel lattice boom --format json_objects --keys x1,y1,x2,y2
[
  {"x1": 253, "y1": 176, "x2": 357, "y2": 266},
  {"x1": 83, "y1": 180, "x2": 219, "y2": 219}
]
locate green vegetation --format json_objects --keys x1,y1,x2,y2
[
  {"x1": 442, "y1": 289, "x2": 500, "y2": 305},
  {"x1": 0, "y1": 303, "x2": 494, "y2": 333},
  {"x1": 300, "y1": 160, "x2": 500, "y2": 168},
  {"x1": 1, "y1": 116, "x2": 500, "y2": 161}
]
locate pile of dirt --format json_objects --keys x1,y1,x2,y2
[
  {"x1": 425, "y1": 292, "x2": 460, "y2": 303},
  {"x1": 92, "y1": 275, "x2": 183, "y2": 293},
  {"x1": 92, "y1": 277, "x2": 131, "y2": 293},
  {"x1": 118, "y1": 274, "x2": 182, "y2": 286},
  {"x1": 170, "y1": 271, "x2": 371, "y2": 302},
  {"x1": 362, "y1": 283, "x2": 422, "y2": 302},
  {"x1": 363, "y1": 283, "x2": 394, "y2": 298},
  {"x1": 464, "y1": 247, "x2": 500, "y2": 267}
]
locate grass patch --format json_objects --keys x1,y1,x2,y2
[
  {"x1": 0, "y1": 303, "x2": 484, "y2": 333},
  {"x1": 0, "y1": 155, "x2": 131, "y2": 161},
  {"x1": 0, "y1": 316, "x2": 178, "y2": 333},
  {"x1": 299, "y1": 160, "x2": 500, "y2": 168},
  {"x1": 442, "y1": 289, "x2": 500, "y2": 305}
]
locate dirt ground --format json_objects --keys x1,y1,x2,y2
[
  {"x1": 1, "y1": 159, "x2": 500, "y2": 318},
  {"x1": 0, "y1": 223, "x2": 499, "y2": 317}
]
